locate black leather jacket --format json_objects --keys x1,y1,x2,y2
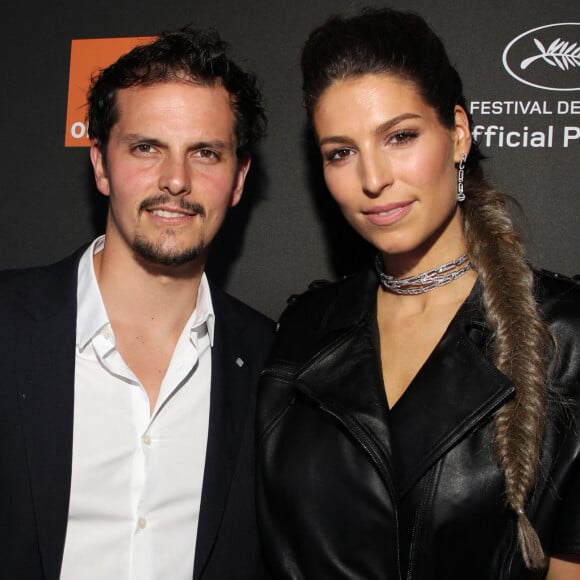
[{"x1": 257, "y1": 268, "x2": 580, "y2": 580}]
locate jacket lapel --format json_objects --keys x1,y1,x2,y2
[
  {"x1": 291, "y1": 269, "x2": 515, "y2": 501},
  {"x1": 294, "y1": 315, "x2": 397, "y2": 494},
  {"x1": 388, "y1": 320, "x2": 514, "y2": 496},
  {"x1": 193, "y1": 288, "x2": 254, "y2": 579},
  {"x1": 292, "y1": 269, "x2": 397, "y2": 492},
  {"x1": 15, "y1": 252, "x2": 81, "y2": 580}
]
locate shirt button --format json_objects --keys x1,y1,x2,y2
[
  {"x1": 142, "y1": 434, "x2": 151, "y2": 446},
  {"x1": 138, "y1": 517, "x2": 147, "y2": 529}
]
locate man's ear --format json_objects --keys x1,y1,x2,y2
[
  {"x1": 230, "y1": 154, "x2": 252, "y2": 208},
  {"x1": 90, "y1": 140, "x2": 110, "y2": 197},
  {"x1": 453, "y1": 105, "x2": 472, "y2": 162}
]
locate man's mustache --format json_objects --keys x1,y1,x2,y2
[{"x1": 139, "y1": 195, "x2": 206, "y2": 217}]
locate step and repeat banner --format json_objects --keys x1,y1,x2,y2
[{"x1": 2, "y1": 0, "x2": 578, "y2": 317}]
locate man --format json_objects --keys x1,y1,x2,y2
[{"x1": 0, "y1": 28, "x2": 272, "y2": 580}]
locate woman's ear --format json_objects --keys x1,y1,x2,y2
[{"x1": 453, "y1": 105, "x2": 472, "y2": 163}]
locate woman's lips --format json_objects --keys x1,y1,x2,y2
[{"x1": 363, "y1": 201, "x2": 414, "y2": 226}]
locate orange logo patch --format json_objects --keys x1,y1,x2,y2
[{"x1": 65, "y1": 37, "x2": 154, "y2": 147}]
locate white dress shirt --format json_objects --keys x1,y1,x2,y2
[{"x1": 60, "y1": 236, "x2": 214, "y2": 580}]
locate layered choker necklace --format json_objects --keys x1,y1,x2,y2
[{"x1": 375, "y1": 253, "x2": 472, "y2": 295}]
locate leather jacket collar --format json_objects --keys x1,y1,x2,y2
[{"x1": 282, "y1": 266, "x2": 515, "y2": 496}]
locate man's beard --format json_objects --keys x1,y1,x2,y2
[
  {"x1": 132, "y1": 195, "x2": 207, "y2": 267},
  {"x1": 132, "y1": 233, "x2": 206, "y2": 267}
]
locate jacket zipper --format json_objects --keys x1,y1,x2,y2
[
  {"x1": 404, "y1": 462, "x2": 441, "y2": 580},
  {"x1": 317, "y1": 402, "x2": 403, "y2": 580}
]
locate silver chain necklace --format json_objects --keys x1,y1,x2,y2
[{"x1": 375, "y1": 253, "x2": 472, "y2": 295}]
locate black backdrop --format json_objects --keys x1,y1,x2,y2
[{"x1": 2, "y1": 0, "x2": 579, "y2": 318}]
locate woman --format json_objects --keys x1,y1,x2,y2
[{"x1": 257, "y1": 7, "x2": 580, "y2": 580}]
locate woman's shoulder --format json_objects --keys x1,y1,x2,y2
[
  {"x1": 535, "y1": 270, "x2": 580, "y2": 396},
  {"x1": 278, "y1": 268, "x2": 375, "y2": 329},
  {"x1": 535, "y1": 269, "x2": 580, "y2": 322},
  {"x1": 270, "y1": 269, "x2": 376, "y2": 362},
  {"x1": 280, "y1": 277, "x2": 346, "y2": 323}
]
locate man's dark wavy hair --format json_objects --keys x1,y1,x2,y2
[{"x1": 87, "y1": 26, "x2": 266, "y2": 158}]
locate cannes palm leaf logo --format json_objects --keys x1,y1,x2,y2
[{"x1": 521, "y1": 38, "x2": 580, "y2": 71}]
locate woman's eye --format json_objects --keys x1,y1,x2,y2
[
  {"x1": 388, "y1": 130, "x2": 418, "y2": 145},
  {"x1": 326, "y1": 148, "x2": 353, "y2": 162}
]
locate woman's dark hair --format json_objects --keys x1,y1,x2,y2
[
  {"x1": 302, "y1": 7, "x2": 550, "y2": 570},
  {"x1": 88, "y1": 26, "x2": 266, "y2": 158}
]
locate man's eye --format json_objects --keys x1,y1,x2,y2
[
  {"x1": 195, "y1": 149, "x2": 219, "y2": 160},
  {"x1": 133, "y1": 144, "x2": 155, "y2": 154}
]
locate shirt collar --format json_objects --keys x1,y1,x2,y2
[
  {"x1": 191, "y1": 273, "x2": 215, "y2": 347},
  {"x1": 77, "y1": 236, "x2": 108, "y2": 351},
  {"x1": 76, "y1": 235, "x2": 215, "y2": 350}
]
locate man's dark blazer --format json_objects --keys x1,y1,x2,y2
[{"x1": 0, "y1": 247, "x2": 274, "y2": 580}]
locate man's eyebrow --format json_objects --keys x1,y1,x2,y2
[
  {"x1": 119, "y1": 134, "x2": 231, "y2": 150},
  {"x1": 120, "y1": 134, "x2": 164, "y2": 146},
  {"x1": 192, "y1": 140, "x2": 230, "y2": 150}
]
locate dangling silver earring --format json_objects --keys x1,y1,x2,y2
[{"x1": 457, "y1": 153, "x2": 467, "y2": 202}]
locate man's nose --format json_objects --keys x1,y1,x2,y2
[{"x1": 159, "y1": 155, "x2": 191, "y2": 196}]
